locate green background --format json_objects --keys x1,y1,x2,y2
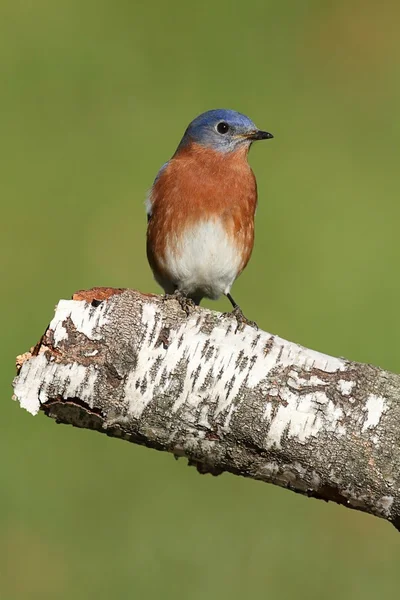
[{"x1": 2, "y1": 0, "x2": 400, "y2": 598}]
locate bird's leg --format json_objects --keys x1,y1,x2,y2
[
  {"x1": 225, "y1": 293, "x2": 258, "y2": 330},
  {"x1": 226, "y1": 293, "x2": 239, "y2": 310},
  {"x1": 163, "y1": 289, "x2": 196, "y2": 316}
]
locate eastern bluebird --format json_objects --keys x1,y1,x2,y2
[{"x1": 146, "y1": 109, "x2": 273, "y2": 319}]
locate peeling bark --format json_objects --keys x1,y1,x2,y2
[{"x1": 12, "y1": 288, "x2": 400, "y2": 530}]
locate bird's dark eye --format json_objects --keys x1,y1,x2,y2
[{"x1": 216, "y1": 122, "x2": 229, "y2": 134}]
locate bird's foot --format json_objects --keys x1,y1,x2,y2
[
  {"x1": 225, "y1": 306, "x2": 258, "y2": 332},
  {"x1": 164, "y1": 290, "x2": 196, "y2": 316},
  {"x1": 175, "y1": 291, "x2": 196, "y2": 316}
]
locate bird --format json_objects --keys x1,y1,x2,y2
[{"x1": 146, "y1": 109, "x2": 273, "y2": 321}]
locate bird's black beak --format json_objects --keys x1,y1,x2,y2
[{"x1": 248, "y1": 130, "x2": 274, "y2": 141}]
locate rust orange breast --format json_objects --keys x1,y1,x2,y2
[{"x1": 147, "y1": 142, "x2": 257, "y2": 279}]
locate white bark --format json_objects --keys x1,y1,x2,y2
[{"x1": 12, "y1": 288, "x2": 400, "y2": 529}]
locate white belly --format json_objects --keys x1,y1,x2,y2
[{"x1": 163, "y1": 219, "x2": 242, "y2": 300}]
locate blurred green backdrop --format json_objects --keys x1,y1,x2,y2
[{"x1": 2, "y1": 0, "x2": 400, "y2": 598}]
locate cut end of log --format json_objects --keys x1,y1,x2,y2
[{"x1": 15, "y1": 351, "x2": 32, "y2": 373}]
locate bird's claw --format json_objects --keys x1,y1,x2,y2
[
  {"x1": 163, "y1": 290, "x2": 195, "y2": 316},
  {"x1": 224, "y1": 306, "x2": 258, "y2": 332}
]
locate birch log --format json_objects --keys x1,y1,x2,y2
[{"x1": 12, "y1": 287, "x2": 400, "y2": 529}]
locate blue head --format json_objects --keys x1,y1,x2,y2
[{"x1": 177, "y1": 109, "x2": 273, "y2": 153}]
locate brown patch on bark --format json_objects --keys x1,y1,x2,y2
[
  {"x1": 156, "y1": 326, "x2": 170, "y2": 349},
  {"x1": 73, "y1": 287, "x2": 126, "y2": 303},
  {"x1": 15, "y1": 352, "x2": 32, "y2": 373}
]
